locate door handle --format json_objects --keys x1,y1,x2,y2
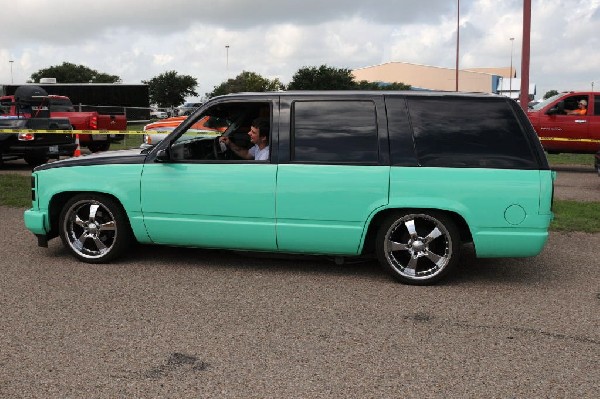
[{"x1": 574, "y1": 120, "x2": 587, "y2": 123}]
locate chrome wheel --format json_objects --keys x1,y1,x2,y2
[
  {"x1": 59, "y1": 194, "x2": 131, "y2": 263},
  {"x1": 377, "y1": 212, "x2": 460, "y2": 284}
]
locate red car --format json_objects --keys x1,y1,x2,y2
[
  {"x1": 527, "y1": 91, "x2": 600, "y2": 154},
  {"x1": 142, "y1": 115, "x2": 227, "y2": 148}
]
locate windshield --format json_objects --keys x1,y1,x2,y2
[{"x1": 530, "y1": 93, "x2": 563, "y2": 111}]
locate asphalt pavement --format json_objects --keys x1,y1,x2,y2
[
  {"x1": 1, "y1": 161, "x2": 599, "y2": 397},
  {"x1": 0, "y1": 207, "x2": 600, "y2": 398}
]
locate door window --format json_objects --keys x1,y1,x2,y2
[{"x1": 291, "y1": 101, "x2": 378, "y2": 164}]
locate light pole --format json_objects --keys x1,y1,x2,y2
[
  {"x1": 225, "y1": 45, "x2": 230, "y2": 78},
  {"x1": 455, "y1": 0, "x2": 460, "y2": 92},
  {"x1": 509, "y1": 37, "x2": 515, "y2": 98},
  {"x1": 9, "y1": 60, "x2": 14, "y2": 83}
]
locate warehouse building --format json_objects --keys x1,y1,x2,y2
[{"x1": 352, "y1": 62, "x2": 535, "y2": 99}]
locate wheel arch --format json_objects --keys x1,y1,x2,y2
[
  {"x1": 360, "y1": 207, "x2": 473, "y2": 255},
  {"x1": 47, "y1": 191, "x2": 132, "y2": 240}
]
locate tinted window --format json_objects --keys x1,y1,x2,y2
[
  {"x1": 49, "y1": 98, "x2": 75, "y2": 112},
  {"x1": 595, "y1": 95, "x2": 600, "y2": 116},
  {"x1": 386, "y1": 97, "x2": 418, "y2": 166},
  {"x1": 407, "y1": 97, "x2": 537, "y2": 169},
  {"x1": 292, "y1": 101, "x2": 378, "y2": 163}
]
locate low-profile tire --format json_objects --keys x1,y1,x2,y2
[
  {"x1": 376, "y1": 211, "x2": 461, "y2": 285},
  {"x1": 59, "y1": 194, "x2": 132, "y2": 263},
  {"x1": 24, "y1": 154, "x2": 49, "y2": 167}
]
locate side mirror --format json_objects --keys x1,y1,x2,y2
[{"x1": 155, "y1": 148, "x2": 170, "y2": 162}]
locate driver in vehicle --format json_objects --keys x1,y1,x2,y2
[
  {"x1": 220, "y1": 117, "x2": 269, "y2": 160},
  {"x1": 567, "y1": 99, "x2": 587, "y2": 115}
]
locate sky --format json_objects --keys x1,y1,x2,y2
[{"x1": 1, "y1": 0, "x2": 599, "y2": 101}]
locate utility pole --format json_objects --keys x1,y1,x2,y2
[
  {"x1": 9, "y1": 60, "x2": 14, "y2": 83},
  {"x1": 225, "y1": 45, "x2": 230, "y2": 79},
  {"x1": 509, "y1": 37, "x2": 515, "y2": 98},
  {"x1": 455, "y1": 0, "x2": 460, "y2": 91},
  {"x1": 519, "y1": 0, "x2": 531, "y2": 111}
]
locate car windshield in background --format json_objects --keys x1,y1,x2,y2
[
  {"x1": 172, "y1": 116, "x2": 230, "y2": 144},
  {"x1": 530, "y1": 93, "x2": 563, "y2": 111}
]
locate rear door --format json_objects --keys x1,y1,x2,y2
[
  {"x1": 590, "y1": 94, "x2": 600, "y2": 145},
  {"x1": 275, "y1": 96, "x2": 389, "y2": 255}
]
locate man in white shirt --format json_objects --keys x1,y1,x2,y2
[{"x1": 219, "y1": 117, "x2": 269, "y2": 160}]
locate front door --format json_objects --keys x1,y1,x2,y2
[
  {"x1": 140, "y1": 162, "x2": 277, "y2": 250},
  {"x1": 140, "y1": 99, "x2": 278, "y2": 251},
  {"x1": 540, "y1": 94, "x2": 591, "y2": 152}
]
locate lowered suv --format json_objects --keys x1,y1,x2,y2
[{"x1": 24, "y1": 91, "x2": 554, "y2": 285}]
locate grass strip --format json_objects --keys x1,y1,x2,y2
[{"x1": 0, "y1": 174, "x2": 31, "y2": 207}]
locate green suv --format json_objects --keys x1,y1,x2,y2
[{"x1": 24, "y1": 91, "x2": 555, "y2": 285}]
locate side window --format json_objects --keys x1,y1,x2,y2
[
  {"x1": 559, "y1": 95, "x2": 588, "y2": 115},
  {"x1": 407, "y1": 97, "x2": 537, "y2": 169},
  {"x1": 594, "y1": 95, "x2": 600, "y2": 116},
  {"x1": 0, "y1": 99, "x2": 10, "y2": 115},
  {"x1": 291, "y1": 101, "x2": 378, "y2": 164},
  {"x1": 170, "y1": 101, "x2": 271, "y2": 162}
]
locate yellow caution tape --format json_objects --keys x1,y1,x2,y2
[
  {"x1": 0, "y1": 129, "x2": 145, "y2": 135},
  {"x1": 539, "y1": 137, "x2": 600, "y2": 144},
  {"x1": 0, "y1": 129, "x2": 221, "y2": 136}
]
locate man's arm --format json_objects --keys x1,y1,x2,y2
[{"x1": 220, "y1": 137, "x2": 252, "y2": 159}]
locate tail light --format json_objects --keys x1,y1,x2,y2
[
  {"x1": 18, "y1": 133, "x2": 35, "y2": 141},
  {"x1": 90, "y1": 115, "x2": 98, "y2": 129}
]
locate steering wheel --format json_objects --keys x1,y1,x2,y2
[{"x1": 213, "y1": 136, "x2": 226, "y2": 160}]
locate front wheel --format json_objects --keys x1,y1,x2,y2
[
  {"x1": 59, "y1": 194, "x2": 132, "y2": 263},
  {"x1": 376, "y1": 211, "x2": 461, "y2": 285}
]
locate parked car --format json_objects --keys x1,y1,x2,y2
[
  {"x1": 176, "y1": 102, "x2": 202, "y2": 116},
  {"x1": 150, "y1": 109, "x2": 168, "y2": 119},
  {"x1": 141, "y1": 115, "x2": 227, "y2": 148},
  {"x1": 0, "y1": 116, "x2": 76, "y2": 167},
  {"x1": 24, "y1": 91, "x2": 555, "y2": 285}
]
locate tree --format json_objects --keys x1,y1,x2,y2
[
  {"x1": 355, "y1": 80, "x2": 411, "y2": 91},
  {"x1": 207, "y1": 71, "x2": 284, "y2": 98},
  {"x1": 288, "y1": 65, "x2": 410, "y2": 90},
  {"x1": 543, "y1": 90, "x2": 559, "y2": 99},
  {"x1": 30, "y1": 62, "x2": 120, "y2": 83},
  {"x1": 287, "y1": 65, "x2": 356, "y2": 90},
  {"x1": 143, "y1": 71, "x2": 198, "y2": 108}
]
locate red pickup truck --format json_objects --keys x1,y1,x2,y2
[
  {"x1": 527, "y1": 91, "x2": 600, "y2": 154},
  {"x1": 0, "y1": 88, "x2": 127, "y2": 152}
]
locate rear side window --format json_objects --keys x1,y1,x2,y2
[
  {"x1": 291, "y1": 101, "x2": 378, "y2": 164},
  {"x1": 595, "y1": 95, "x2": 600, "y2": 116},
  {"x1": 406, "y1": 97, "x2": 538, "y2": 169}
]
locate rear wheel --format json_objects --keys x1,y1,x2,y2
[
  {"x1": 59, "y1": 194, "x2": 132, "y2": 263},
  {"x1": 376, "y1": 211, "x2": 460, "y2": 285}
]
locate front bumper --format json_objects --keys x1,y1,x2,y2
[{"x1": 24, "y1": 208, "x2": 49, "y2": 236}]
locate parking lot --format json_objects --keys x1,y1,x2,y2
[{"x1": 0, "y1": 162, "x2": 599, "y2": 397}]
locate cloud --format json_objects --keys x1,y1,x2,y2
[{"x1": 1, "y1": 0, "x2": 598, "y2": 99}]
